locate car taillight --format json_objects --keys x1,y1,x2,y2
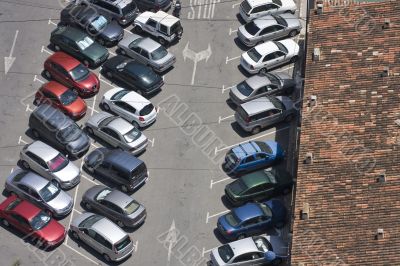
[
  {"x1": 226, "y1": 230, "x2": 232, "y2": 235},
  {"x1": 139, "y1": 116, "x2": 145, "y2": 122}
]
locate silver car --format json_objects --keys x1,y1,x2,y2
[
  {"x1": 238, "y1": 14, "x2": 302, "y2": 47},
  {"x1": 82, "y1": 185, "x2": 146, "y2": 228},
  {"x1": 85, "y1": 112, "x2": 148, "y2": 155},
  {"x1": 229, "y1": 72, "x2": 295, "y2": 106},
  {"x1": 5, "y1": 168, "x2": 73, "y2": 218},
  {"x1": 235, "y1": 96, "x2": 296, "y2": 134},
  {"x1": 19, "y1": 141, "x2": 80, "y2": 189},
  {"x1": 70, "y1": 212, "x2": 134, "y2": 262},
  {"x1": 118, "y1": 33, "x2": 175, "y2": 73}
]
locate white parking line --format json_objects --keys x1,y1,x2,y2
[
  {"x1": 210, "y1": 177, "x2": 231, "y2": 189},
  {"x1": 41, "y1": 45, "x2": 53, "y2": 55},
  {"x1": 229, "y1": 28, "x2": 238, "y2": 36},
  {"x1": 90, "y1": 142, "x2": 99, "y2": 149},
  {"x1": 202, "y1": 246, "x2": 217, "y2": 257},
  {"x1": 98, "y1": 73, "x2": 114, "y2": 87},
  {"x1": 65, "y1": 184, "x2": 79, "y2": 245},
  {"x1": 63, "y1": 243, "x2": 100, "y2": 265},
  {"x1": 18, "y1": 136, "x2": 28, "y2": 145},
  {"x1": 25, "y1": 104, "x2": 34, "y2": 112},
  {"x1": 232, "y1": 2, "x2": 241, "y2": 8},
  {"x1": 81, "y1": 174, "x2": 100, "y2": 186},
  {"x1": 90, "y1": 95, "x2": 97, "y2": 116},
  {"x1": 206, "y1": 209, "x2": 229, "y2": 224},
  {"x1": 218, "y1": 114, "x2": 234, "y2": 124},
  {"x1": 133, "y1": 240, "x2": 139, "y2": 252},
  {"x1": 33, "y1": 74, "x2": 45, "y2": 84},
  {"x1": 221, "y1": 84, "x2": 234, "y2": 94},
  {"x1": 109, "y1": 51, "x2": 116, "y2": 56},
  {"x1": 226, "y1": 55, "x2": 241, "y2": 64},
  {"x1": 10, "y1": 168, "x2": 14, "y2": 174},
  {"x1": 80, "y1": 161, "x2": 84, "y2": 172},
  {"x1": 73, "y1": 209, "x2": 82, "y2": 215},
  {"x1": 124, "y1": 28, "x2": 133, "y2": 35},
  {"x1": 148, "y1": 138, "x2": 155, "y2": 147},
  {"x1": 48, "y1": 18, "x2": 57, "y2": 26}
]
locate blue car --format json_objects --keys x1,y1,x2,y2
[
  {"x1": 217, "y1": 200, "x2": 287, "y2": 241},
  {"x1": 222, "y1": 140, "x2": 284, "y2": 175}
]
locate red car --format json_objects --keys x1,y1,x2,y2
[
  {"x1": 0, "y1": 195, "x2": 66, "y2": 247},
  {"x1": 35, "y1": 81, "x2": 87, "y2": 120},
  {"x1": 43, "y1": 52, "x2": 100, "y2": 98}
]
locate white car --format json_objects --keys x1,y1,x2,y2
[
  {"x1": 239, "y1": 0, "x2": 297, "y2": 23},
  {"x1": 101, "y1": 87, "x2": 157, "y2": 128},
  {"x1": 240, "y1": 39, "x2": 299, "y2": 74}
]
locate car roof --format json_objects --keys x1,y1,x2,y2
[
  {"x1": 12, "y1": 198, "x2": 41, "y2": 221},
  {"x1": 246, "y1": 0, "x2": 275, "y2": 8},
  {"x1": 32, "y1": 104, "x2": 71, "y2": 129},
  {"x1": 42, "y1": 81, "x2": 69, "y2": 97},
  {"x1": 137, "y1": 38, "x2": 160, "y2": 52},
  {"x1": 229, "y1": 238, "x2": 259, "y2": 256},
  {"x1": 105, "y1": 150, "x2": 144, "y2": 171},
  {"x1": 47, "y1": 52, "x2": 81, "y2": 71},
  {"x1": 125, "y1": 61, "x2": 150, "y2": 77},
  {"x1": 17, "y1": 171, "x2": 48, "y2": 191},
  {"x1": 232, "y1": 141, "x2": 262, "y2": 158},
  {"x1": 105, "y1": 0, "x2": 132, "y2": 8},
  {"x1": 246, "y1": 75, "x2": 271, "y2": 89},
  {"x1": 234, "y1": 203, "x2": 264, "y2": 222},
  {"x1": 107, "y1": 117, "x2": 133, "y2": 135},
  {"x1": 25, "y1": 141, "x2": 59, "y2": 162},
  {"x1": 241, "y1": 171, "x2": 268, "y2": 188},
  {"x1": 121, "y1": 91, "x2": 150, "y2": 110},
  {"x1": 145, "y1": 11, "x2": 179, "y2": 27},
  {"x1": 53, "y1": 26, "x2": 86, "y2": 42},
  {"x1": 253, "y1": 15, "x2": 278, "y2": 29},
  {"x1": 254, "y1": 41, "x2": 279, "y2": 55},
  {"x1": 91, "y1": 217, "x2": 128, "y2": 244},
  {"x1": 240, "y1": 97, "x2": 274, "y2": 115},
  {"x1": 104, "y1": 190, "x2": 133, "y2": 209}
]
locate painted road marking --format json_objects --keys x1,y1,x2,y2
[
  {"x1": 48, "y1": 18, "x2": 57, "y2": 26},
  {"x1": 65, "y1": 184, "x2": 79, "y2": 245},
  {"x1": 206, "y1": 209, "x2": 229, "y2": 224},
  {"x1": 148, "y1": 138, "x2": 155, "y2": 147},
  {"x1": 25, "y1": 104, "x2": 34, "y2": 112},
  {"x1": 63, "y1": 243, "x2": 100, "y2": 265},
  {"x1": 218, "y1": 114, "x2": 234, "y2": 124},
  {"x1": 124, "y1": 28, "x2": 133, "y2": 35},
  {"x1": 229, "y1": 28, "x2": 238, "y2": 36},
  {"x1": 210, "y1": 177, "x2": 231, "y2": 189},
  {"x1": 81, "y1": 174, "x2": 100, "y2": 186},
  {"x1": 41, "y1": 46, "x2": 53, "y2": 55},
  {"x1": 221, "y1": 84, "x2": 234, "y2": 94},
  {"x1": 226, "y1": 55, "x2": 241, "y2": 64},
  {"x1": 202, "y1": 246, "x2": 217, "y2": 257},
  {"x1": 232, "y1": 2, "x2": 241, "y2": 8},
  {"x1": 33, "y1": 75, "x2": 45, "y2": 84},
  {"x1": 18, "y1": 136, "x2": 28, "y2": 145}
]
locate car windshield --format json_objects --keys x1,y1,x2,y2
[
  {"x1": 59, "y1": 124, "x2": 81, "y2": 142},
  {"x1": 69, "y1": 64, "x2": 89, "y2": 81},
  {"x1": 255, "y1": 141, "x2": 272, "y2": 153},
  {"x1": 264, "y1": 170, "x2": 277, "y2": 184},
  {"x1": 47, "y1": 153, "x2": 69, "y2": 172},
  {"x1": 77, "y1": 36, "x2": 94, "y2": 50},
  {"x1": 253, "y1": 236, "x2": 273, "y2": 252},
  {"x1": 272, "y1": 0, "x2": 282, "y2": 7},
  {"x1": 236, "y1": 81, "x2": 254, "y2": 97},
  {"x1": 60, "y1": 90, "x2": 78, "y2": 106},
  {"x1": 241, "y1": 0, "x2": 252, "y2": 14},
  {"x1": 121, "y1": 3, "x2": 135, "y2": 15},
  {"x1": 272, "y1": 15, "x2": 288, "y2": 27},
  {"x1": 95, "y1": 188, "x2": 112, "y2": 201},
  {"x1": 91, "y1": 15, "x2": 108, "y2": 31},
  {"x1": 39, "y1": 181, "x2": 61, "y2": 202},
  {"x1": 218, "y1": 245, "x2": 234, "y2": 263},
  {"x1": 151, "y1": 47, "x2": 168, "y2": 61},
  {"x1": 263, "y1": 73, "x2": 280, "y2": 86},
  {"x1": 115, "y1": 236, "x2": 131, "y2": 251},
  {"x1": 258, "y1": 203, "x2": 272, "y2": 217},
  {"x1": 123, "y1": 127, "x2": 141, "y2": 143},
  {"x1": 139, "y1": 103, "x2": 154, "y2": 116},
  {"x1": 79, "y1": 214, "x2": 102, "y2": 228},
  {"x1": 275, "y1": 41, "x2": 288, "y2": 54},
  {"x1": 30, "y1": 211, "x2": 51, "y2": 231},
  {"x1": 247, "y1": 48, "x2": 262, "y2": 62},
  {"x1": 230, "y1": 179, "x2": 248, "y2": 195},
  {"x1": 225, "y1": 212, "x2": 240, "y2": 227},
  {"x1": 128, "y1": 38, "x2": 143, "y2": 49},
  {"x1": 244, "y1": 21, "x2": 260, "y2": 35},
  {"x1": 269, "y1": 97, "x2": 285, "y2": 110},
  {"x1": 124, "y1": 200, "x2": 140, "y2": 215},
  {"x1": 111, "y1": 90, "x2": 129, "y2": 100}
]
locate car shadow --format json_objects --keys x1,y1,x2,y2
[
  {"x1": 220, "y1": 195, "x2": 234, "y2": 210},
  {"x1": 213, "y1": 228, "x2": 230, "y2": 244},
  {"x1": 230, "y1": 121, "x2": 252, "y2": 138},
  {"x1": 237, "y1": 65, "x2": 252, "y2": 78},
  {"x1": 236, "y1": 13, "x2": 246, "y2": 24},
  {"x1": 233, "y1": 37, "x2": 250, "y2": 51},
  {"x1": 226, "y1": 99, "x2": 238, "y2": 111}
]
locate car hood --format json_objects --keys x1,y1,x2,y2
[
  {"x1": 47, "y1": 190, "x2": 73, "y2": 211},
  {"x1": 86, "y1": 112, "x2": 113, "y2": 128},
  {"x1": 63, "y1": 97, "x2": 87, "y2": 115},
  {"x1": 118, "y1": 33, "x2": 142, "y2": 50},
  {"x1": 264, "y1": 199, "x2": 286, "y2": 221},
  {"x1": 53, "y1": 161, "x2": 80, "y2": 183},
  {"x1": 278, "y1": 39, "x2": 299, "y2": 57},
  {"x1": 275, "y1": 96, "x2": 294, "y2": 110},
  {"x1": 83, "y1": 43, "x2": 108, "y2": 61},
  {"x1": 100, "y1": 20, "x2": 123, "y2": 40},
  {"x1": 78, "y1": 72, "x2": 99, "y2": 90},
  {"x1": 71, "y1": 212, "x2": 96, "y2": 228},
  {"x1": 38, "y1": 219, "x2": 66, "y2": 243}
]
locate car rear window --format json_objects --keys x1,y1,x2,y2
[
  {"x1": 247, "y1": 47, "x2": 262, "y2": 62},
  {"x1": 151, "y1": 47, "x2": 168, "y2": 61},
  {"x1": 272, "y1": 0, "x2": 282, "y2": 7},
  {"x1": 48, "y1": 153, "x2": 69, "y2": 172},
  {"x1": 115, "y1": 236, "x2": 131, "y2": 251},
  {"x1": 123, "y1": 128, "x2": 142, "y2": 143},
  {"x1": 237, "y1": 81, "x2": 254, "y2": 97},
  {"x1": 111, "y1": 90, "x2": 129, "y2": 101},
  {"x1": 263, "y1": 73, "x2": 280, "y2": 86},
  {"x1": 269, "y1": 97, "x2": 285, "y2": 110},
  {"x1": 225, "y1": 213, "x2": 240, "y2": 227},
  {"x1": 237, "y1": 106, "x2": 249, "y2": 121},
  {"x1": 241, "y1": 0, "x2": 252, "y2": 14},
  {"x1": 79, "y1": 214, "x2": 103, "y2": 228},
  {"x1": 244, "y1": 21, "x2": 260, "y2": 35},
  {"x1": 272, "y1": 15, "x2": 288, "y2": 27},
  {"x1": 218, "y1": 245, "x2": 234, "y2": 263},
  {"x1": 274, "y1": 41, "x2": 288, "y2": 54},
  {"x1": 139, "y1": 103, "x2": 154, "y2": 116},
  {"x1": 124, "y1": 200, "x2": 140, "y2": 215},
  {"x1": 170, "y1": 21, "x2": 182, "y2": 35},
  {"x1": 258, "y1": 203, "x2": 272, "y2": 217},
  {"x1": 253, "y1": 236, "x2": 273, "y2": 252}
]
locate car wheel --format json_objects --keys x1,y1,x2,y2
[
  {"x1": 2, "y1": 219, "x2": 10, "y2": 227},
  {"x1": 72, "y1": 230, "x2": 79, "y2": 240},
  {"x1": 54, "y1": 44, "x2": 61, "y2": 51},
  {"x1": 117, "y1": 220, "x2": 124, "y2": 227},
  {"x1": 251, "y1": 126, "x2": 261, "y2": 135},
  {"x1": 135, "y1": 25, "x2": 143, "y2": 33},
  {"x1": 83, "y1": 60, "x2": 90, "y2": 67},
  {"x1": 158, "y1": 37, "x2": 166, "y2": 46},
  {"x1": 133, "y1": 121, "x2": 140, "y2": 129},
  {"x1": 86, "y1": 127, "x2": 94, "y2": 135},
  {"x1": 44, "y1": 70, "x2": 52, "y2": 79},
  {"x1": 289, "y1": 30, "x2": 298, "y2": 37},
  {"x1": 31, "y1": 129, "x2": 40, "y2": 139},
  {"x1": 120, "y1": 49, "x2": 126, "y2": 55},
  {"x1": 121, "y1": 185, "x2": 128, "y2": 193},
  {"x1": 290, "y1": 56, "x2": 298, "y2": 63},
  {"x1": 21, "y1": 160, "x2": 30, "y2": 170},
  {"x1": 102, "y1": 103, "x2": 110, "y2": 111},
  {"x1": 237, "y1": 234, "x2": 246, "y2": 240},
  {"x1": 275, "y1": 221, "x2": 285, "y2": 229},
  {"x1": 285, "y1": 114, "x2": 294, "y2": 122},
  {"x1": 103, "y1": 254, "x2": 111, "y2": 262},
  {"x1": 84, "y1": 202, "x2": 92, "y2": 210},
  {"x1": 259, "y1": 68, "x2": 267, "y2": 74}
]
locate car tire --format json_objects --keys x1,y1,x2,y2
[
  {"x1": 31, "y1": 129, "x2": 40, "y2": 139},
  {"x1": 289, "y1": 30, "x2": 298, "y2": 37},
  {"x1": 259, "y1": 68, "x2": 267, "y2": 74},
  {"x1": 290, "y1": 56, "x2": 299, "y2": 63},
  {"x1": 158, "y1": 37, "x2": 166, "y2": 46},
  {"x1": 275, "y1": 221, "x2": 285, "y2": 229},
  {"x1": 54, "y1": 44, "x2": 61, "y2": 51},
  {"x1": 120, "y1": 49, "x2": 126, "y2": 55},
  {"x1": 117, "y1": 220, "x2": 124, "y2": 228},
  {"x1": 237, "y1": 234, "x2": 246, "y2": 240},
  {"x1": 2, "y1": 219, "x2": 10, "y2": 227},
  {"x1": 103, "y1": 254, "x2": 111, "y2": 262},
  {"x1": 135, "y1": 25, "x2": 143, "y2": 33},
  {"x1": 251, "y1": 126, "x2": 261, "y2": 135},
  {"x1": 102, "y1": 103, "x2": 110, "y2": 111},
  {"x1": 285, "y1": 114, "x2": 294, "y2": 122},
  {"x1": 84, "y1": 202, "x2": 92, "y2": 210},
  {"x1": 21, "y1": 160, "x2": 30, "y2": 170},
  {"x1": 44, "y1": 70, "x2": 52, "y2": 79},
  {"x1": 86, "y1": 127, "x2": 94, "y2": 135},
  {"x1": 133, "y1": 121, "x2": 140, "y2": 129},
  {"x1": 83, "y1": 60, "x2": 90, "y2": 67}
]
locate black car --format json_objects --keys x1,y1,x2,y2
[
  {"x1": 101, "y1": 55, "x2": 164, "y2": 97},
  {"x1": 61, "y1": 4, "x2": 124, "y2": 47},
  {"x1": 133, "y1": 0, "x2": 172, "y2": 12}
]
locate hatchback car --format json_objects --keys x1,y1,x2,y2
[
  {"x1": 239, "y1": 0, "x2": 296, "y2": 23},
  {"x1": 35, "y1": 81, "x2": 87, "y2": 120},
  {"x1": 0, "y1": 195, "x2": 66, "y2": 248},
  {"x1": 238, "y1": 13, "x2": 301, "y2": 47},
  {"x1": 61, "y1": 4, "x2": 124, "y2": 46},
  {"x1": 222, "y1": 140, "x2": 284, "y2": 175},
  {"x1": 44, "y1": 52, "x2": 100, "y2": 98},
  {"x1": 5, "y1": 169, "x2": 74, "y2": 218},
  {"x1": 70, "y1": 212, "x2": 134, "y2": 262},
  {"x1": 86, "y1": 0, "x2": 139, "y2": 26},
  {"x1": 229, "y1": 72, "x2": 295, "y2": 106},
  {"x1": 85, "y1": 112, "x2": 148, "y2": 154},
  {"x1": 82, "y1": 185, "x2": 146, "y2": 228},
  {"x1": 102, "y1": 55, "x2": 164, "y2": 97},
  {"x1": 240, "y1": 39, "x2": 299, "y2": 74},
  {"x1": 118, "y1": 33, "x2": 175, "y2": 73},
  {"x1": 217, "y1": 200, "x2": 286, "y2": 240},
  {"x1": 225, "y1": 168, "x2": 294, "y2": 206},
  {"x1": 235, "y1": 96, "x2": 296, "y2": 134},
  {"x1": 101, "y1": 87, "x2": 157, "y2": 128},
  {"x1": 20, "y1": 141, "x2": 81, "y2": 190},
  {"x1": 50, "y1": 26, "x2": 109, "y2": 67}
]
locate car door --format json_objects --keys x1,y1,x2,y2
[
  {"x1": 271, "y1": 51, "x2": 287, "y2": 67},
  {"x1": 129, "y1": 46, "x2": 142, "y2": 61},
  {"x1": 145, "y1": 19, "x2": 157, "y2": 35},
  {"x1": 266, "y1": 108, "x2": 283, "y2": 125},
  {"x1": 273, "y1": 24, "x2": 287, "y2": 39},
  {"x1": 258, "y1": 25, "x2": 277, "y2": 42},
  {"x1": 254, "y1": 182, "x2": 274, "y2": 200},
  {"x1": 15, "y1": 184, "x2": 31, "y2": 201},
  {"x1": 139, "y1": 49, "x2": 151, "y2": 65},
  {"x1": 258, "y1": 214, "x2": 272, "y2": 230},
  {"x1": 84, "y1": 229, "x2": 102, "y2": 252},
  {"x1": 24, "y1": 151, "x2": 48, "y2": 178},
  {"x1": 242, "y1": 186, "x2": 260, "y2": 202},
  {"x1": 254, "y1": 152, "x2": 270, "y2": 168},
  {"x1": 99, "y1": 127, "x2": 121, "y2": 147},
  {"x1": 261, "y1": 53, "x2": 276, "y2": 69},
  {"x1": 8, "y1": 213, "x2": 32, "y2": 235},
  {"x1": 114, "y1": 102, "x2": 136, "y2": 122},
  {"x1": 241, "y1": 217, "x2": 261, "y2": 235},
  {"x1": 93, "y1": 232, "x2": 113, "y2": 256},
  {"x1": 101, "y1": 200, "x2": 124, "y2": 222}
]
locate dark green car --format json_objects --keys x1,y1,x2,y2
[
  {"x1": 50, "y1": 26, "x2": 109, "y2": 68},
  {"x1": 225, "y1": 168, "x2": 294, "y2": 206}
]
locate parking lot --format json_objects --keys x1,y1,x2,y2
[{"x1": 0, "y1": 0, "x2": 307, "y2": 265}]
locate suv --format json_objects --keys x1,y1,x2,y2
[
  {"x1": 86, "y1": 0, "x2": 139, "y2": 26},
  {"x1": 134, "y1": 11, "x2": 183, "y2": 45},
  {"x1": 29, "y1": 104, "x2": 90, "y2": 158},
  {"x1": 133, "y1": 0, "x2": 172, "y2": 12},
  {"x1": 84, "y1": 148, "x2": 148, "y2": 192}
]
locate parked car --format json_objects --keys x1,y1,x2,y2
[
  {"x1": 60, "y1": 4, "x2": 124, "y2": 46},
  {"x1": 0, "y1": 195, "x2": 66, "y2": 248},
  {"x1": 217, "y1": 200, "x2": 286, "y2": 240},
  {"x1": 222, "y1": 140, "x2": 284, "y2": 175},
  {"x1": 101, "y1": 87, "x2": 157, "y2": 128},
  {"x1": 34, "y1": 81, "x2": 87, "y2": 120},
  {"x1": 225, "y1": 168, "x2": 294, "y2": 206},
  {"x1": 86, "y1": 0, "x2": 139, "y2": 26},
  {"x1": 70, "y1": 212, "x2": 134, "y2": 262},
  {"x1": 50, "y1": 26, "x2": 109, "y2": 68},
  {"x1": 118, "y1": 33, "x2": 176, "y2": 72},
  {"x1": 44, "y1": 52, "x2": 100, "y2": 98},
  {"x1": 235, "y1": 96, "x2": 296, "y2": 134},
  {"x1": 19, "y1": 141, "x2": 81, "y2": 190},
  {"x1": 133, "y1": 10, "x2": 183, "y2": 45},
  {"x1": 240, "y1": 39, "x2": 299, "y2": 74},
  {"x1": 85, "y1": 112, "x2": 148, "y2": 154},
  {"x1": 5, "y1": 169, "x2": 74, "y2": 218},
  {"x1": 84, "y1": 148, "x2": 148, "y2": 192},
  {"x1": 133, "y1": 0, "x2": 172, "y2": 12},
  {"x1": 209, "y1": 235, "x2": 288, "y2": 265},
  {"x1": 101, "y1": 55, "x2": 164, "y2": 97},
  {"x1": 229, "y1": 72, "x2": 295, "y2": 106},
  {"x1": 237, "y1": 13, "x2": 302, "y2": 47},
  {"x1": 29, "y1": 104, "x2": 90, "y2": 158},
  {"x1": 82, "y1": 185, "x2": 146, "y2": 228},
  {"x1": 239, "y1": 0, "x2": 296, "y2": 23}
]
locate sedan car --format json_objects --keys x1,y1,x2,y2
[
  {"x1": 210, "y1": 235, "x2": 288, "y2": 265},
  {"x1": 217, "y1": 200, "x2": 286, "y2": 240},
  {"x1": 238, "y1": 13, "x2": 301, "y2": 47},
  {"x1": 239, "y1": 0, "x2": 296, "y2": 23},
  {"x1": 225, "y1": 168, "x2": 294, "y2": 206},
  {"x1": 20, "y1": 141, "x2": 81, "y2": 189},
  {"x1": 44, "y1": 52, "x2": 100, "y2": 98},
  {"x1": 240, "y1": 39, "x2": 299, "y2": 74},
  {"x1": 5, "y1": 169, "x2": 73, "y2": 218},
  {"x1": 101, "y1": 87, "x2": 157, "y2": 128},
  {"x1": 0, "y1": 195, "x2": 66, "y2": 248},
  {"x1": 50, "y1": 26, "x2": 109, "y2": 67},
  {"x1": 60, "y1": 4, "x2": 124, "y2": 46},
  {"x1": 101, "y1": 55, "x2": 164, "y2": 97},
  {"x1": 82, "y1": 185, "x2": 146, "y2": 228},
  {"x1": 85, "y1": 112, "x2": 148, "y2": 154},
  {"x1": 34, "y1": 81, "x2": 87, "y2": 120},
  {"x1": 229, "y1": 72, "x2": 295, "y2": 106},
  {"x1": 118, "y1": 33, "x2": 175, "y2": 73}
]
